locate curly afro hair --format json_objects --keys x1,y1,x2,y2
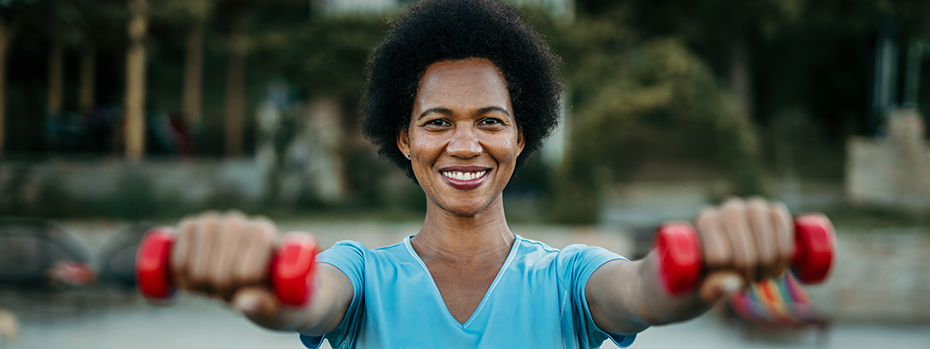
[{"x1": 361, "y1": 0, "x2": 563, "y2": 180}]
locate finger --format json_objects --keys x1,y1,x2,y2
[
  {"x1": 746, "y1": 197, "x2": 777, "y2": 279},
  {"x1": 234, "y1": 218, "x2": 277, "y2": 285},
  {"x1": 209, "y1": 212, "x2": 247, "y2": 301},
  {"x1": 698, "y1": 270, "x2": 745, "y2": 304},
  {"x1": 769, "y1": 201, "x2": 794, "y2": 277},
  {"x1": 720, "y1": 198, "x2": 759, "y2": 282},
  {"x1": 171, "y1": 220, "x2": 195, "y2": 292},
  {"x1": 694, "y1": 207, "x2": 731, "y2": 270},
  {"x1": 190, "y1": 213, "x2": 220, "y2": 295}
]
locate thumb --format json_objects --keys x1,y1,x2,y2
[
  {"x1": 232, "y1": 286, "x2": 281, "y2": 325},
  {"x1": 697, "y1": 271, "x2": 745, "y2": 304}
]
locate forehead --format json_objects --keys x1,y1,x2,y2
[{"x1": 415, "y1": 58, "x2": 511, "y2": 112}]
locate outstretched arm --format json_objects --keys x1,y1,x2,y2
[
  {"x1": 585, "y1": 197, "x2": 797, "y2": 334},
  {"x1": 169, "y1": 211, "x2": 354, "y2": 335}
]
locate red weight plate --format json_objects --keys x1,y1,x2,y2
[
  {"x1": 792, "y1": 215, "x2": 835, "y2": 284},
  {"x1": 136, "y1": 228, "x2": 176, "y2": 300},
  {"x1": 656, "y1": 223, "x2": 703, "y2": 295},
  {"x1": 272, "y1": 238, "x2": 319, "y2": 307}
]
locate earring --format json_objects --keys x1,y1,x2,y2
[{"x1": 406, "y1": 153, "x2": 411, "y2": 160}]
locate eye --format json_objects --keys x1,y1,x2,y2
[
  {"x1": 427, "y1": 119, "x2": 449, "y2": 126},
  {"x1": 480, "y1": 118, "x2": 502, "y2": 125},
  {"x1": 422, "y1": 118, "x2": 451, "y2": 130}
]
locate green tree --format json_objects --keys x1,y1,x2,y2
[{"x1": 528, "y1": 9, "x2": 761, "y2": 223}]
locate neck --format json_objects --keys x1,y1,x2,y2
[{"x1": 412, "y1": 194, "x2": 515, "y2": 265}]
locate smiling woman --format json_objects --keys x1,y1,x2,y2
[
  {"x1": 159, "y1": 0, "x2": 833, "y2": 348},
  {"x1": 398, "y1": 58, "x2": 524, "y2": 217},
  {"x1": 361, "y1": 0, "x2": 563, "y2": 181}
]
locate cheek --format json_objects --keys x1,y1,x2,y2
[{"x1": 486, "y1": 134, "x2": 521, "y2": 166}]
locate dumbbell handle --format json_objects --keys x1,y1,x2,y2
[
  {"x1": 655, "y1": 214, "x2": 835, "y2": 295},
  {"x1": 135, "y1": 227, "x2": 319, "y2": 307}
]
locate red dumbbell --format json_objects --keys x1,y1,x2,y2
[
  {"x1": 655, "y1": 214, "x2": 835, "y2": 295},
  {"x1": 136, "y1": 227, "x2": 319, "y2": 307}
]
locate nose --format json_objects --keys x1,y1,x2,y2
[{"x1": 446, "y1": 125, "x2": 482, "y2": 159}]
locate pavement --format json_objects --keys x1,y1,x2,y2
[{"x1": 2, "y1": 289, "x2": 929, "y2": 349}]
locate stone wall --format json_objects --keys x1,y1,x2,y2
[
  {"x1": 806, "y1": 227, "x2": 930, "y2": 322},
  {"x1": 846, "y1": 108, "x2": 930, "y2": 211}
]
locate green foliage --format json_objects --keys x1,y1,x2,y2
[
  {"x1": 251, "y1": 16, "x2": 388, "y2": 96},
  {"x1": 0, "y1": 0, "x2": 125, "y2": 44},
  {"x1": 153, "y1": 0, "x2": 214, "y2": 23},
  {"x1": 529, "y1": 11, "x2": 763, "y2": 223}
]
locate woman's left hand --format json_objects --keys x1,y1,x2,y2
[{"x1": 691, "y1": 197, "x2": 796, "y2": 303}]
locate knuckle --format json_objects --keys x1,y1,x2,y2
[
  {"x1": 256, "y1": 224, "x2": 278, "y2": 244},
  {"x1": 246, "y1": 219, "x2": 270, "y2": 235},
  {"x1": 771, "y1": 202, "x2": 792, "y2": 219},
  {"x1": 224, "y1": 209, "x2": 247, "y2": 218},
  {"x1": 695, "y1": 209, "x2": 719, "y2": 226},
  {"x1": 221, "y1": 217, "x2": 245, "y2": 235},
  {"x1": 746, "y1": 198, "x2": 768, "y2": 213},
  {"x1": 722, "y1": 197, "x2": 746, "y2": 209},
  {"x1": 202, "y1": 215, "x2": 220, "y2": 229},
  {"x1": 721, "y1": 201, "x2": 746, "y2": 217}
]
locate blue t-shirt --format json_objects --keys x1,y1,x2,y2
[{"x1": 299, "y1": 235, "x2": 637, "y2": 349}]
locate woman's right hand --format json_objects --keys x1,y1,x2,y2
[
  {"x1": 170, "y1": 211, "x2": 276, "y2": 301},
  {"x1": 169, "y1": 210, "x2": 352, "y2": 333},
  {"x1": 168, "y1": 211, "x2": 308, "y2": 328}
]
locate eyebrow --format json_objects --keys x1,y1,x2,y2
[{"x1": 417, "y1": 106, "x2": 511, "y2": 120}]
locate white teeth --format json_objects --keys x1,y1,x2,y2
[{"x1": 442, "y1": 170, "x2": 487, "y2": 181}]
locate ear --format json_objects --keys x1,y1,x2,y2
[
  {"x1": 516, "y1": 127, "x2": 525, "y2": 157},
  {"x1": 396, "y1": 126, "x2": 410, "y2": 159}
]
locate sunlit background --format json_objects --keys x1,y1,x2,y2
[{"x1": 0, "y1": 0, "x2": 928, "y2": 348}]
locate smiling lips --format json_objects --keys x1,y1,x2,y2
[{"x1": 439, "y1": 167, "x2": 490, "y2": 190}]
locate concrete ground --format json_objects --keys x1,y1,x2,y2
[{"x1": 1, "y1": 292, "x2": 929, "y2": 349}]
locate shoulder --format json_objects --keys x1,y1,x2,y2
[
  {"x1": 512, "y1": 235, "x2": 625, "y2": 264},
  {"x1": 319, "y1": 238, "x2": 410, "y2": 261}
]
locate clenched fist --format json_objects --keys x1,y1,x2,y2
[
  {"x1": 691, "y1": 197, "x2": 798, "y2": 302},
  {"x1": 167, "y1": 210, "x2": 323, "y2": 330}
]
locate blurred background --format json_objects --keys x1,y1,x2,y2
[{"x1": 0, "y1": 0, "x2": 928, "y2": 348}]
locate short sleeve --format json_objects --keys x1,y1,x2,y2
[
  {"x1": 299, "y1": 240, "x2": 366, "y2": 349},
  {"x1": 557, "y1": 244, "x2": 636, "y2": 348}
]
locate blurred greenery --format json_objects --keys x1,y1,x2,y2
[{"x1": 0, "y1": 0, "x2": 928, "y2": 224}]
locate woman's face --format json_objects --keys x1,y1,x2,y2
[{"x1": 397, "y1": 58, "x2": 524, "y2": 217}]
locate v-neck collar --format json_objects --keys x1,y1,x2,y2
[{"x1": 403, "y1": 234, "x2": 521, "y2": 329}]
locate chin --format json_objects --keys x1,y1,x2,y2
[{"x1": 434, "y1": 195, "x2": 500, "y2": 217}]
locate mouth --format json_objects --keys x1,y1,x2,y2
[
  {"x1": 439, "y1": 166, "x2": 490, "y2": 190},
  {"x1": 441, "y1": 170, "x2": 488, "y2": 181}
]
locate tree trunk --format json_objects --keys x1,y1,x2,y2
[
  {"x1": 79, "y1": 40, "x2": 96, "y2": 113},
  {"x1": 729, "y1": 27, "x2": 752, "y2": 123},
  {"x1": 224, "y1": 13, "x2": 247, "y2": 157},
  {"x1": 728, "y1": 26, "x2": 762, "y2": 196},
  {"x1": 182, "y1": 21, "x2": 203, "y2": 126},
  {"x1": 125, "y1": 0, "x2": 148, "y2": 160},
  {"x1": 47, "y1": 40, "x2": 64, "y2": 115},
  {"x1": 0, "y1": 20, "x2": 18, "y2": 153}
]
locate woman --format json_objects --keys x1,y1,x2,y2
[{"x1": 170, "y1": 0, "x2": 805, "y2": 348}]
